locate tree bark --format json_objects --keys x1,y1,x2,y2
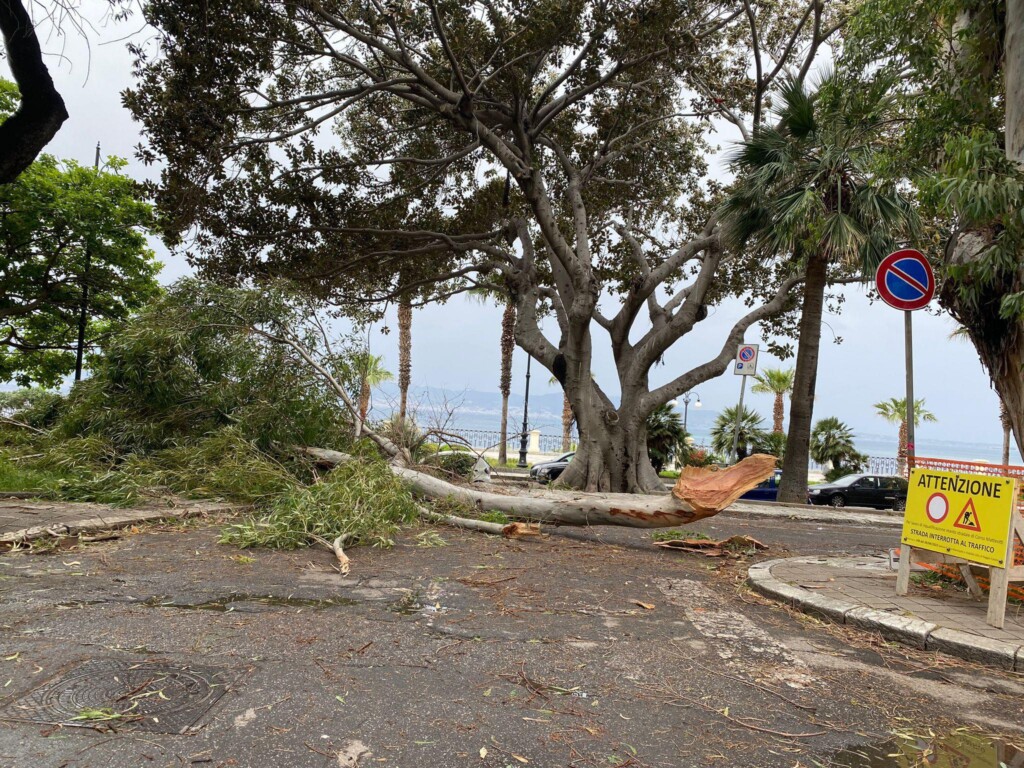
[
  {"x1": 498, "y1": 302, "x2": 515, "y2": 465},
  {"x1": 397, "y1": 299, "x2": 412, "y2": 424},
  {"x1": 897, "y1": 419, "x2": 908, "y2": 476},
  {"x1": 778, "y1": 251, "x2": 828, "y2": 503},
  {"x1": 0, "y1": 0, "x2": 69, "y2": 184},
  {"x1": 1000, "y1": 401, "x2": 1012, "y2": 465},
  {"x1": 772, "y1": 393, "x2": 785, "y2": 433},
  {"x1": 1007, "y1": 0, "x2": 1023, "y2": 165}
]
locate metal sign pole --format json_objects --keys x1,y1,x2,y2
[
  {"x1": 731, "y1": 375, "x2": 747, "y2": 463},
  {"x1": 904, "y1": 310, "x2": 915, "y2": 476}
]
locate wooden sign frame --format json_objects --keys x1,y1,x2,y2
[{"x1": 897, "y1": 477, "x2": 1024, "y2": 628}]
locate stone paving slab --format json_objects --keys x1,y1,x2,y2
[
  {"x1": 749, "y1": 555, "x2": 1024, "y2": 671},
  {"x1": 0, "y1": 498, "x2": 243, "y2": 544}
]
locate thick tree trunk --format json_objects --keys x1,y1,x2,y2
[
  {"x1": 0, "y1": 0, "x2": 69, "y2": 184},
  {"x1": 397, "y1": 300, "x2": 412, "y2": 424},
  {"x1": 556, "y1": 388, "x2": 663, "y2": 493},
  {"x1": 778, "y1": 252, "x2": 828, "y2": 503},
  {"x1": 358, "y1": 378, "x2": 370, "y2": 423},
  {"x1": 1007, "y1": 0, "x2": 1023, "y2": 165},
  {"x1": 772, "y1": 393, "x2": 785, "y2": 433}
]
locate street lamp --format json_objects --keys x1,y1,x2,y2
[
  {"x1": 680, "y1": 391, "x2": 701, "y2": 435},
  {"x1": 517, "y1": 355, "x2": 532, "y2": 468}
]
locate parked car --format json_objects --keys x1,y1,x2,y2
[
  {"x1": 807, "y1": 474, "x2": 908, "y2": 510},
  {"x1": 530, "y1": 452, "x2": 575, "y2": 484},
  {"x1": 741, "y1": 470, "x2": 783, "y2": 501}
]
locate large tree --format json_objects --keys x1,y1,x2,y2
[
  {"x1": 0, "y1": 147, "x2": 161, "y2": 386},
  {"x1": 720, "y1": 72, "x2": 918, "y2": 503},
  {"x1": 846, "y1": 0, "x2": 1024, "y2": 458},
  {"x1": 127, "y1": 0, "x2": 845, "y2": 492}
]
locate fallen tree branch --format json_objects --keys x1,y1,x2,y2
[
  {"x1": 310, "y1": 533, "x2": 351, "y2": 574},
  {"x1": 300, "y1": 447, "x2": 776, "y2": 529},
  {"x1": 417, "y1": 505, "x2": 541, "y2": 537}
]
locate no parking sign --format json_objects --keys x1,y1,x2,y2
[{"x1": 733, "y1": 344, "x2": 759, "y2": 376}]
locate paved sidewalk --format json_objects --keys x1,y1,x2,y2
[
  {"x1": 750, "y1": 555, "x2": 1024, "y2": 670},
  {"x1": 0, "y1": 497, "x2": 241, "y2": 543}
]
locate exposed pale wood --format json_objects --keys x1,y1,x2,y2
[
  {"x1": 957, "y1": 564, "x2": 984, "y2": 598},
  {"x1": 987, "y1": 565, "x2": 1010, "y2": 628},
  {"x1": 896, "y1": 545, "x2": 913, "y2": 595}
]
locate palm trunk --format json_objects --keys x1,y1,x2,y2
[
  {"x1": 1001, "y1": 402, "x2": 1012, "y2": 465},
  {"x1": 778, "y1": 251, "x2": 828, "y2": 503},
  {"x1": 772, "y1": 393, "x2": 785, "y2": 433},
  {"x1": 561, "y1": 394, "x2": 573, "y2": 451},
  {"x1": 362, "y1": 376, "x2": 374, "y2": 423},
  {"x1": 498, "y1": 302, "x2": 515, "y2": 465},
  {"x1": 397, "y1": 300, "x2": 412, "y2": 425},
  {"x1": 897, "y1": 419, "x2": 908, "y2": 476}
]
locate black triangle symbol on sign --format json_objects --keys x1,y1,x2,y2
[{"x1": 953, "y1": 498, "x2": 982, "y2": 532}]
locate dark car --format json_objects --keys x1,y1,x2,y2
[
  {"x1": 530, "y1": 452, "x2": 575, "y2": 484},
  {"x1": 741, "y1": 470, "x2": 783, "y2": 501},
  {"x1": 807, "y1": 473, "x2": 908, "y2": 510}
]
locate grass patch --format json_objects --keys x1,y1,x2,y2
[
  {"x1": 477, "y1": 510, "x2": 511, "y2": 525},
  {"x1": 651, "y1": 529, "x2": 711, "y2": 542},
  {"x1": 659, "y1": 470, "x2": 680, "y2": 479},
  {"x1": 0, "y1": 454, "x2": 67, "y2": 493}
]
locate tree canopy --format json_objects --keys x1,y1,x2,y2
[
  {"x1": 0, "y1": 96, "x2": 161, "y2": 386},
  {"x1": 126, "y1": 0, "x2": 847, "y2": 492}
]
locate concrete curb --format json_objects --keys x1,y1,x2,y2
[
  {"x1": 748, "y1": 557, "x2": 1024, "y2": 671},
  {"x1": 0, "y1": 501, "x2": 244, "y2": 545}
]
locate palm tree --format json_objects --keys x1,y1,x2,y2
[
  {"x1": 397, "y1": 298, "x2": 412, "y2": 426},
  {"x1": 351, "y1": 352, "x2": 393, "y2": 426},
  {"x1": 810, "y1": 416, "x2": 857, "y2": 467},
  {"x1": 874, "y1": 397, "x2": 937, "y2": 474},
  {"x1": 498, "y1": 301, "x2": 516, "y2": 464},
  {"x1": 720, "y1": 72, "x2": 918, "y2": 503},
  {"x1": 548, "y1": 375, "x2": 575, "y2": 452},
  {"x1": 751, "y1": 368, "x2": 795, "y2": 433},
  {"x1": 710, "y1": 406, "x2": 767, "y2": 462},
  {"x1": 645, "y1": 403, "x2": 687, "y2": 473}
]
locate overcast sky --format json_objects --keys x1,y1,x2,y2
[{"x1": 5, "y1": 3, "x2": 1015, "y2": 458}]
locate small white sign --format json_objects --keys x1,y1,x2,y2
[{"x1": 734, "y1": 344, "x2": 759, "y2": 376}]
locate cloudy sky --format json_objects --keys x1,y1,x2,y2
[{"x1": 5, "y1": 3, "x2": 1015, "y2": 460}]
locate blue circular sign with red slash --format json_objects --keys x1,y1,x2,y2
[
  {"x1": 875, "y1": 249, "x2": 935, "y2": 311},
  {"x1": 738, "y1": 346, "x2": 755, "y2": 362}
]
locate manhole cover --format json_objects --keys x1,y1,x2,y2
[{"x1": 0, "y1": 659, "x2": 238, "y2": 733}]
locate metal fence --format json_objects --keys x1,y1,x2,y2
[
  {"x1": 448, "y1": 429, "x2": 577, "y2": 453},
  {"x1": 807, "y1": 456, "x2": 902, "y2": 475}
]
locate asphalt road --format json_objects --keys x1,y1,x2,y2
[{"x1": 0, "y1": 512, "x2": 1020, "y2": 768}]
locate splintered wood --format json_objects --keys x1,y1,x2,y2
[{"x1": 671, "y1": 454, "x2": 777, "y2": 514}]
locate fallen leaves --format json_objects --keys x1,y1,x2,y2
[{"x1": 655, "y1": 535, "x2": 767, "y2": 557}]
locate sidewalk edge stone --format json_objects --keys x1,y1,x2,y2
[{"x1": 748, "y1": 557, "x2": 1023, "y2": 667}]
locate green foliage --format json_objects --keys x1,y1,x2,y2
[
  {"x1": 0, "y1": 121, "x2": 161, "y2": 386},
  {"x1": 39, "y1": 429, "x2": 297, "y2": 506},
  {"x1": 710, "y1": 406, "x2": 767, "y2": 461},
  {"x1": 0, "y1": 455, "x2": 65, "y2": 493},
  {"x1": 220, "y1": 454, "x2": 417, "y2": 550},
  {"x1": 0, "y1": 388, "x2": 63, "y2": 429},
  {"x1": 645, "y1": 404, "x2": 688, "y2": 473},
  {"x1": 720, "y1": 71, "x2": 919, "y2": 277},
  {"x1": 751, "y1": 368, "x2": 795, "y2": 397},
  {"x1": 751, "y1": 431, "x2": 786, "y2": 459},
  {"x1": 810, "y1": 416, "x2": 867, "y2": 479},
  {"x1": 424, "y1": 451, "x2": 478, "y2": 479},
  {"x1": 55, "y1": 280, "x2": 353, "y2": 454},
  {"x1": 681, "y1": 447, "x2": 720, "y2": 468},
  {"x1": 873, "y1": 397, "x2": 937, "y2": 427},
  {"x1": 477, "y1": 510, "x2": 510, "y2": 525}
]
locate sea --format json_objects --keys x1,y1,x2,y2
[{"x1": 375, "y1": 384, "x2": 1022, "y2": 466}]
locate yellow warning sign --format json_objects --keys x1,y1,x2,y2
[{"x1": 902, "y1": 468, "x2": 1015, "y2": 568}]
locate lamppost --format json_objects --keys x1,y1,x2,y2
[
  {"x1": 679, "y1": 391, "x2": 701, "y2": 435},
  {"x1": 517, "y1": 355, "x2": 532, "y2": 468}
]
